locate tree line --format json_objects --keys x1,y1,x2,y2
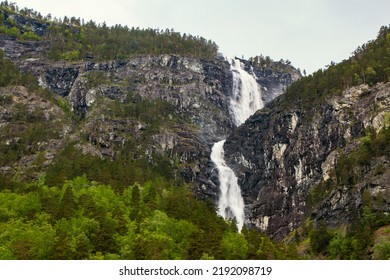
[
  {"x1": 278, "y1": 25, "x2": 390, "y2": 112},
  {"x1": 0, "y1": 1, "x2": 219, "y2": 60}
]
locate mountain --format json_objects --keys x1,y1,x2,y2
[
  {"x1": 0, "y1": 2, "x2": 389, "y2": 260},
  {"x1": 223, "y1": 26, "x2": 390, "y2": 256}
]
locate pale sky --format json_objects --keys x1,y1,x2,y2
[{"x1": 12, "y1": 0, "x2": 390, "y2": 73}]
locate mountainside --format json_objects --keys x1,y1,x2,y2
[
  {"x1": 0, "y1": 37, "x2": 297, "y2": 190},
  {"x1": 225, "y1": 82, "x2": 390, "y2": 239},
  {"x1": 223, "y1": 25, "x2": 390, "y2": 252},
  {"x1": 0, "y1": 3, "x2": 299, "y2": 199},
  {"x1": 1, "y1": 2, "x2": 389, "y2": 260}
]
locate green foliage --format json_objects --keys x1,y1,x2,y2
[
  {"x1": 0, "y1": 215, "x2": 56, "y2": 259},
  {"x1": 0, "y1": 115, "x2": 60, "y2": 167},
  {"x1": 44, "y1": 141, "x2": 177, "y2": 190},
  {"x1": 249, "y1": 55, "x2": 297, "y2": 74},
  {"x1": 309, "y1": 222, "x2": 333, "y2": 254},
  {"x1": 43, "y1": 91, "x2": 183, "y2": 189},
  {"x1": 56, "y1": 96, "x2": 71, "y2": 113},
  {"x1": 327, "y1": 232, "x2": 363, "y2": 259},
  {"x1": 278, "y1": 25, "x2": 390, "y2": 113},
  {"x1": 306, "y1": 179, "x2": 337, "y2": 212},
  {"x1": 305, "y1": 189, "x2": 390, "y2": 259},
  {"x1": 0, "y1": 50, "x2": 42, "y2": 92},
  {"x1": 373, "y1": 237, "x2": 390, "y2": 260},
  {"x1": 60, "y1": 50, "x2": 80, "y2": 61},
  {"x1": 0, "y1": 176, "x2": 288, "y2": 260},
  {"x1": 257, "y1": 235, "x2": 288, "y2": 259},
  {"x1": 220, "y1": 231, "x2": 248, "y2": 259},
  {"x1": 0, "y1": 5, "x2": 42, "y2": 41},
  {"x1": 20, "y1": 30, "x2": 40, "y2": 41},
  {"x1": 43, "y1": 17, "x2": 217, "y2": 60},
  {"x1": 304, "y1": 123, "x2": 390, "y2": 259},
  {"x1": 335, "y1": 126, "x2": 390, "y2": 186},
  {"x1": 136, "y1": 210, "x2": 197, "y2": 259},
  {"x1": 0, "y1": 173, "x2": 308, "y2": 260},
  {"x1": 0, "y1": 49, "x2": 21, "y2": 86},
  {"x1": 307, "y1": 124, "x2": 390, "y2": 214},
  {"x1": 1, "y1": 2, "x2": 217, "y2": 59}
]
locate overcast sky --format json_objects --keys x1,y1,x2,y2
[{"x1": 12, "y1": 0, "x2": 390, "y2": 73}]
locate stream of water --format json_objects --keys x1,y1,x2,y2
[{"x1": 211, "y1": 58, "x2": 264, "y2": 231}]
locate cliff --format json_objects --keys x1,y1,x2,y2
[
  {"x1": 224, "y1": 79, "x2": 390, "y2": 239},
  {"x1": 0, "y1": 28, "x2": 299, "y2": 197}
]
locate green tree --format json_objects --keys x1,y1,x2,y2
[
  {"x1": 130, "y1": 185, "x2": 141, "y2": 222},
  {"x1": 57, "y1": 184, "x2": 76, "y2": 219},
  {"x1": 309, "y1": 222, "x2": 332, "y2": 254},
  {"x1": 136, "y1": 210, "x2": 197, "y2": 259},
  {"x1": 257, "y1": 235, "x2": 285, "y2": 259},
  {"x1": 220, "y1": 231, "x2": 248, "y2": 259}
]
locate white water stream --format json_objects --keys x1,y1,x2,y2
[
  {"x1": 211, "y1": 58, "x2": 264, "y2": 231},
  {"x1": 229, "y1": 58, "x2": 264, "y2": 126}
]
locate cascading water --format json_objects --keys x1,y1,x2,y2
[
  {"x1": 211, "y1": 58, "x2": 264, "y2": 231},
  {"x1": 229, "y1": 58, "x2": 264, "y2": 126},
  {"x1": 211, "y1": 140, "x2": 245, "y2": 229}
]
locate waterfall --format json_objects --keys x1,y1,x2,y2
[
  {"x1": 211, "y1": 140, "x2": 245, "y2": 230},
  {"x1": 211, "y1": 58, "x2": 264, "y2": 231},
  {"x1": 229, "y1": 58, "x2": 264, "y2": 126}
]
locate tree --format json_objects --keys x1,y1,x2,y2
[
  {"x1": 57, "y1": 184, "x2": 76, "y2": 219},
  {"x1": 220, "y1": 231, "x2": 248, "y2": 259},
  {"x1": 309, "y1": 222, "x2": 332, "y2": 254},
  {"x1": 130, "y1": 185, "x2": 141, "y2": 222},
  {"x1": 136, "y1": 210, "x2": 197, "y2": 259},
  {"x1": 257, "y1": 235, "x2": 285, "y2": 259}
]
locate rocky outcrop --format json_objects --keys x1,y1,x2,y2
[
  {"x1": 0, "y1": 10, "x2": 48, "y2": 36},
  {"x1": 224, "y1": 82, "x2": 390, "y2": 239},
  {"x1": 0, "y1": 85, "x2": 74, "y2": 178}
]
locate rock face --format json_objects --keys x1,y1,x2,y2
[
  {"x1": 224, "y1": 82, "x2": 390, "y2": 239},
  {"x1": 0, "y1": 33, "x2": 299, "y2": 199},
  {"x1": 0, "y1": 85, "x2": 73, "y2": 178}
]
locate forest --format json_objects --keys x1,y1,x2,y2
[{"x1": 0, "y1": 1, "x2": 218, "y2": 60}]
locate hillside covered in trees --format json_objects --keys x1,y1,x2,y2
[{"x1": 0, "y1": 1, "x2": 218, "y2": 60}]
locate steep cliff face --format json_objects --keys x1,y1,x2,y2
[
  {"x1": 224, "y1": 82, "x2": 390, "y2": 239},
  {"x1": 0, "y1": 33, "x2": 299, "y2": 194}
]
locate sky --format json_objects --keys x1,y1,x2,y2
[{"x1": 11, "y1": 0, "x2": 390, "y2": 74}]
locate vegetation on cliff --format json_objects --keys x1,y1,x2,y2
[
  {"x1": 249, "y1": 55, "x2": 298, "y2": 75},
  {"x1": 280, "y1": 26, "x2": 390, "y2": 259},
  {"x1": 278, "y1": 25, "x2": 390, "y2": 113},
  {"x1": 0, "y1": 1, "x2": 218, "y2": 60}
]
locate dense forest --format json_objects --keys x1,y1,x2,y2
[
  {"x1": 0, "y1": 1, "x2": 389, "y2": 260},
  {"x1": 0, "y1": 1, "x2": 218, "y2": 60}
]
